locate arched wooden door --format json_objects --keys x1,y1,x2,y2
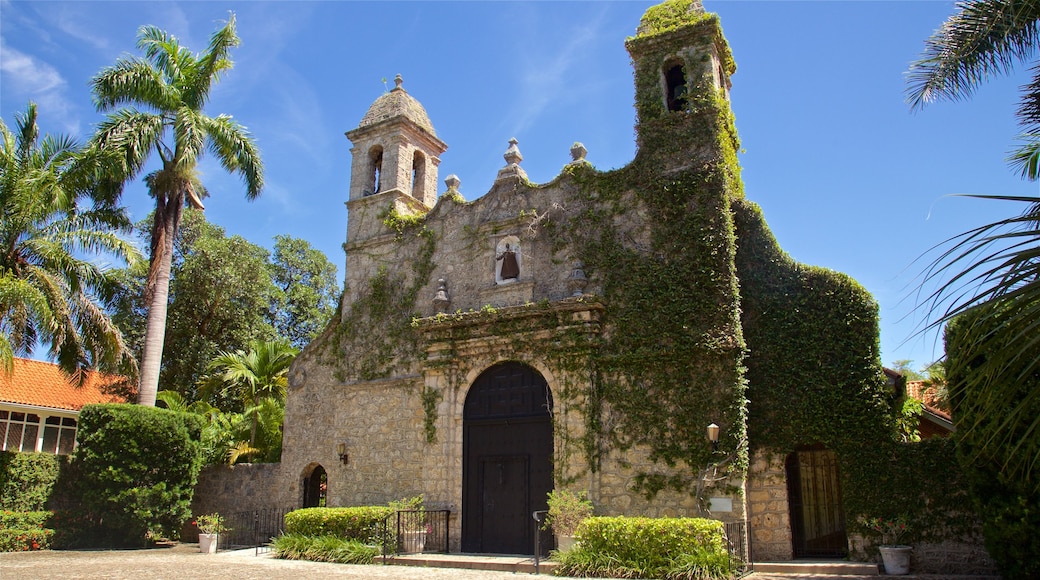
[
  {"x1": 462, "y1": 362, "x2": 553, "y2": 554},
  {"x1": 786, "y1": 447, "x2": 848, "y2": 557}
]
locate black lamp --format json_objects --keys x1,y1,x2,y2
[
  {"x1": 337, "y1": 442, "x2": 349, "y2": 465},
  {"x1": 706, "y1": 423, "x2": 720, "y2": 452}
]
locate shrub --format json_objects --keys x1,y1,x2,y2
[
  {"x1": 284, "y1": 506, "x2": 393, "y2": 544},
  {"x1": 73, "y1": 403, "x2": 204, "y2": 546},
  {"x1": 545, "y1": 489, "x2": 594, "y2": 537},
  {"x1": 0, "y1": 511, "x2": 53, "y2": 552},
  {"x1": 0, "y1": 452, "x2": 61, "y2": 511},
  {"x1": 555, "y1": 516, "x2": 733, "y2": 579},
  {"x1": 271, "y1": 533, "x2": 379, "y2": 564}
]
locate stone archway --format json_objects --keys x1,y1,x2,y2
[
  {"x1": 462, "y1": 362, "x2": 553, "y2": 555},
  {"x1": 302, "y1": 464, "x2": 327, "y2": 508}
]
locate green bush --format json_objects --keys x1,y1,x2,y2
[
  {"x1": 0, "y1": 452, "x2": 61, "y2": 511},
  {"x1": 284, "y1": 506, "x2": 393, "y2": 544},
  {"x1": 73, "y1": 403, "x2": 204, "y2": 546},
  {"x1": 271, "y1": 533, "x2": 379, "y2": 564},
  {"x1": 555, "y1": 516, "x2": 733, "y2": 579},
  {"x1": 0, "y1": 510, "x2": 53, "y2": 552},
  {"x1": 946, "y1": 309, "x2": 1040, "y2": 578}
]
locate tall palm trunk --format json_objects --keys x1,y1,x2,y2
[{"x1": 137, "y1": 192, "x2": 184, "y2": 406}]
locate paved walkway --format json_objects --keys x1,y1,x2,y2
[{"x1": 0, "y1": 543, "x2": 998, "y2": 579}]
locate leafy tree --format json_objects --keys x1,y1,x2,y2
[
  {"x1": 110, "y1": 210, "x2": 278, "y2": 403},
  {"x1": 0, "y1": 102, "x2": 140, "y2": 377},
  {"x1": 91, "y1": 14, "x2": 264, "y2": 406},
  {"x1": 201, "y1": 339, "x2": 296, "y2": 450},
  {"x1": 889, "y1": 359, "x2": 925, "y2": 381},
  {"x1": 907, "y1": 0, "x2": 1040, "y2": 490},
  {"x1": 270, "y1": 235, "x2": 340, "y2": 348}
]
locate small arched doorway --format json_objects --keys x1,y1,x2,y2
[
  {"x1": 786, "y1": 447, "x2": 848, "y2": 557},
  {"x1": 302, "y1": 464, "x2": 327, "y2": 508},
  {"x1": 462, "y1": 362, "x2": 553, "y2": 554}
]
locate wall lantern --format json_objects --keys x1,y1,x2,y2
[
  {"x1": 337, "y1": 442, "x2": 349, "y2": 465},
  {"x1": 706, "y1": 423, "x2": 720, "y2": 452}
]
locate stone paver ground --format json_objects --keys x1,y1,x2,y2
[{"x1": 0, "y1": 544, "x2": 999, "y2": 580}]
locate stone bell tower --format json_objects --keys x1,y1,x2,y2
[
  {"x1": 344, "y1": 75, "x2": 448, "y2": 244},
  {"x1": 625, "y1": 0, "x2": 736, "y2": 174}
]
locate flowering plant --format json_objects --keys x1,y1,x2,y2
[
  {"x1": 861, "y1": 516, "x2": 909, "y2": 546},
  {"x1": 193, "y1": 513, "x2": 229, "y2": 535}
]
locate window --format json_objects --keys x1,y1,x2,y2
[
  {"x1": 665, "y1": 62, "x2": 687, "y2": 112},
  {"x1": 412, "y1": 150, "x2": 427, "y2": 200},
  {"x1": 41, "y1": 416, "x2": 78, "y2": 454},
  {"x1": 0, "y1": 410, "x2": 42, "y2": 452},
  {"x1": 367, "y1": 146, "x2": 384, "y2": 196}
]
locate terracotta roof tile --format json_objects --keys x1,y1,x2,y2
[{"x1": 0, "y1": 358, "x2": 129, "y2": 411}]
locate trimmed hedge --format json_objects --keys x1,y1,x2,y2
[
  {"x1": 555, "y1": 516, "x2": 733, "y2": 579},
  {"x1": 284, "y1": 506, "x2": 393, "y2": 543},
  {"x1": 74, "y1": 403, "x2": 205, "y2": 546},
  {"x1": 0, "y1": 510, "x2": 53, "y2": 552},
  {"x1": 0, "y1": 452, "x2": 61, "y2": 511}
]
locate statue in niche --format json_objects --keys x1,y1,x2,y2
[{"x1": 495, "y1": 237, "x2": 521, "y2": 283}]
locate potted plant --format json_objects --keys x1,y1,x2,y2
[
  {"x1": 389, "y1": 495, "x2": 426, "y2": 553},
  {"x1": 863, "y1": 516, "x2": 911, "y2": 575},
  {"x1": 194, "y1": 513, "x2": 229, "y2": 554},
  {"x1": 544, "y1": 489, "x2": 593, "y2": 551}
]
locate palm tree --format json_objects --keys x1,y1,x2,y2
[
  {"x1": 1, "y1": 102, "x2": 141, "y2": 378},
  {"x1": 91, "y1": 14, "x2": 264, "y2": 406},
  {"x1": 906, "y1": 0, "x2": 1040, "y2": 178},
  {"x1": 906, "y1": 0, "x2": 1040, "y2": 487},
  {"x1": 203, "y1": 339, "x2": 296, "y2": 449}
]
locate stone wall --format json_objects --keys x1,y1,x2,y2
[{"x1": 746, "y1": 449, "x2": 792, "y2": 561}]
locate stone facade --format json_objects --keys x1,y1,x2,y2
[{"x1": 192, "y1": 0, "x2": 981, "y2": 568}]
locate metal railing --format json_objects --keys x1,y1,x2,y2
[
  {"x1": 726, "y1": 520, "x2": 753, "y2": 577},
  {"x1": 216, "y1": 506, "x2": 294, "y2": 555},
  {"x1": 381, "y1": 509, "x2": 451, "y2": 557}
]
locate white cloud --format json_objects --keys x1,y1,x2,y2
[{"x1": 0, "y1": 39, "x2": 78, "y2": 133}]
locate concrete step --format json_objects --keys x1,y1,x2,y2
[
  {"x1": 382, "y1": 553, "x2": 559, "y2": 575},
  {"x1": 753, "y1": 560, "x2": 879, "y2": 576}
]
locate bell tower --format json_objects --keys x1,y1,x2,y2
[
  {"x1": 344, "y1": 75, "x2": 448, "y2": 244},
  {"x1": 625, "y1": 0, "x2": 737, "y2": 174}
]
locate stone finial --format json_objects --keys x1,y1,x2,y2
[
  {"x1": 433, "y1": 278, "x2": 451, "y2": 313},
  {"x1": 445, "y1": 174, "x2": 461, "y2": 192},
  {"x1": 394, "y1": 74, "x2": 404, "y2": 90},
  {"x1": 570, "y1": 142, "x2": 587, "y2": 162},
  {"x1": 567, "y1": 261, "x2": 588, "y2": 297},
  {"x1": 504, "y1": 138, "x2": 523, "y2": 166}
]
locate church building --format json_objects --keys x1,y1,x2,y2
[{"x1": 250, "y1": 0, "x2": 890, "y2": 561}]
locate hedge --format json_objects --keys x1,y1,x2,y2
[
  {"x1": 555, "y1": 516, "x2": 733, "y2": 579},
  {"x1": 0, "y1": 510, "x2": 53, "y2": 552},
  {"x1": 284, "y1": 506, "x2": 394, "y2": 543},
  {"x1": 0, "y1": 452, "x2": 61, "y2": 511}
]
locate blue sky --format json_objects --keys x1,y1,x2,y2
[{"x1": 2, "y1": 0, "x2": 1035, "y2": 372}]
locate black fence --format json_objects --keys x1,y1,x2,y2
[
  {"x1": 726, "y1": 520, "x2": 753, "y2": 577},
  {"x1": 382, "y1": 509, "x2": 451, "y2": 556},
  {"x1": 217, "y1": 506, "x2": 294, "y2": 555}
]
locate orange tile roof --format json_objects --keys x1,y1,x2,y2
[{"x1": 0, "y1": 357, "x2": 129, "y2": 412}]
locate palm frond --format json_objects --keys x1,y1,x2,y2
[
  {"x1": 907, "y1": 0, "x2": 1040, "y2": 109},
  {"x1": 203, "y1": 115, "x2": 264, "y2": 197}
]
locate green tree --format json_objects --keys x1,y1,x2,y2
[
  {"x1": 0, "y1": 102, "x2": 140, "y2": 377},
  {"x1": 91, "y1": 14, "x2": 264, "y2": 406},
  {"x1": 270, "y1": 235, "x2": 340, "y2": 348},
  {"x1": 907, "y1": 0, "x2": 1040, "y2": 489},
  {"x1": 202, "y1": 339, "x2": 296, "y2": 450}
]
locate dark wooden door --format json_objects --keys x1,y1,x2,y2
[
  {"x1": 462, "y1": 363, "x2": 553, "y2": 554},
  {"x1": 786, "y1": 448, "x2": 848, "y2": 557}
]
